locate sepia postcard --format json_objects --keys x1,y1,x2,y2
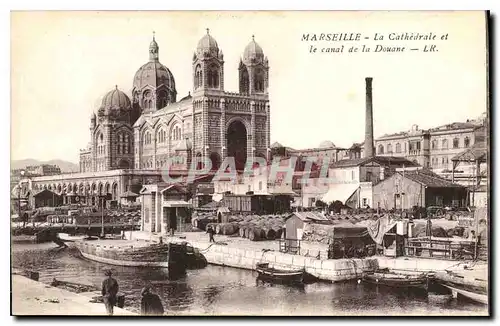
[{"x1": 10, "y1": 11, "x2": 490, "y2": 317}]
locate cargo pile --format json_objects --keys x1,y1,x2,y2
[{"x1": 192, "y1": 214, "x2": 287, "y2": 241}]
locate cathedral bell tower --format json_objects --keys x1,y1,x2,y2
[
  {"x1": 193, "y1": 29, "x2": 224, "y2": 93},
  {"x1": 239, "y1": 35, "x2": 269, "y2": 95}
]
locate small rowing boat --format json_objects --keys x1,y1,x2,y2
[
  {"x1": 435, "y1": 268, "x2": 488, "y2": 305},
  {"x1": 255, "y1": 263, "x2": 305, "y2": 284},
  {"x1": 362, "y1": 268, "x2": 434, "y2": 290}
]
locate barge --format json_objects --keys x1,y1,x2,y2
[{"x1": 72, "y1": 239, "x2": 198, "y2": 277}]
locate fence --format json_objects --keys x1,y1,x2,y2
[
  {"x1": 404, "y1": 237, "x2": 479, "y2": 260},
  {"x1": 278, "y1": 238, "x2": 301, "y2": 255}
]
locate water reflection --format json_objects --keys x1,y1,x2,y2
[{"x1": 11, "y1": 244, "x2": 487, "y2": 316}]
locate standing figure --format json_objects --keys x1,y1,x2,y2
[
  {"x1": 101, "y1": 270, "x2": 119, "y2": 316},
  {"x1": 140, "y1": 286, "x2": 165, "y2": 316},
  {"x1": 207, "y1": 225, "x2": 215, "y2": 243}
]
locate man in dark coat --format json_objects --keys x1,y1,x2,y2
[
  {"x1": 101, "y1": 270, "x2": 119, "y2": 315},
  {"x1": 141, "y1": 286, "x2": 165, "y2": 316},
  {"x1": 207, "y1": 225, "x2": 215, "y2": 243}
]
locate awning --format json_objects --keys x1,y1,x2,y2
[
  {"x1": 321, "y1": 183, "x2": 359, "y2": 204},
  {"x1": 217, "y1": 206, "x2": 230, "y2": 213},
  {"x1": 163, "y1": 200, "x2": 192, "y2": 208},
  {"x1": 269, "y1": 190, "x2": 299, "y2": 197},
  {"x1": 212, "y1": 194, "x2": 223, "y2": 202},
  {"x1": 120, "y1": 190, "x2": 139, "y2": 198}
]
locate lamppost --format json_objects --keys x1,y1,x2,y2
[{"x1": 94, "y1": 191, "x2": 106, "y2": 238}]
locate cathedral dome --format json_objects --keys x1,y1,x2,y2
[
  {"x1": 97, "y1": 86, "x2": 132, "y2": 118},
  {"x1": 319, "y1": 140, "x2": 336, "y2": 149},
  {"x1": 133, "y1": 61, "x2": 176, "y2": 90},
  {"x1": 101, "y1": 86, "x2": 131, "y2": 109},
  {"x1": 243, "y1": 36, "x2": 265, "y2": 65},
  {"x1": 196, "y1": 29, "x2": 219, "y2": 57}
]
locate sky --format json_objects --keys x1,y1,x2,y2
[{"x1": 10, "y1": 11, "x2": 487, "y2": 163}]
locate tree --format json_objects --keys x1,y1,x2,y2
[
  {"x1": 315, "y1": 200, "x2": 327, "y2": 208},
  {"x1": 329, "y1": 200, "x2": 344, "y2": 214}
]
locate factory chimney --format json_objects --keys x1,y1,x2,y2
[{"x1": 364, "y1": 77, "x2": 375, "y2": 158}]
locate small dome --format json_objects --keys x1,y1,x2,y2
[
  {"x1": 196, "y1": 29, "x2": 219, "y2": 57},
  {"x1": 97, "y1": 86, "x2": 132, "y2": 118},
  {"x1": 101, "y1": 86, "x2": 131, "y2": 109},
  {"x1": 133, "y1": 61, "x2": 176, "y2": 90},
  {"x1": 175, "y1": 138, "x2": 192, "y2": 151},
  {"x1": 319, "y1": 140, "x2": 336, "y2": 149},
  {"x1": 243, "y1": 36, "x2": 264, "y2": 65}
]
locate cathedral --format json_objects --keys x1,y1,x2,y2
[
  {"x1": 25, "y1": 30, "x2": 271, "y2": 205},
  {"x1": 80, "y1": 29, "x2": 270, "y2": 174}
]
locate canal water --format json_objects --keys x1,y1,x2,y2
[{"x1": 12, "y1": 243, "x2": 487, "y2": 316}]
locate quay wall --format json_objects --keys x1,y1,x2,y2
[
  {"x1": 188, "y1": 240, "x2": 378, "y2": 282},
  {"x1": 377, "y1": 256, "x2": 471, "y2": 272},
  {"x1": 127, "y1": 232, "x2": 378, "y2": 282}
]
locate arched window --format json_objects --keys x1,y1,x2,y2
[
  {"x1": 240, "y1": 68, "x2": 249, "y2": 94},
  {"x1": 378, "y1": 144, "x2": 384, "y2": 154},
  {"x1": 157, "y1": 128, "x2": 166, "y2": 144},
  {"x1": 208, "y1": 65, "x2": 219, "y2": 88},
  {"x1": 395, "y1": 143, "x2": 401, "y2": 153},
  {"x1": 453, "y1": 138, "x2": 459, "y2": 149},
  {"x1": 96, "y1": 132, "x2": 104, "y2": 156},
  {"x1": 431, "y1": 140, "x2": 437, "y2": 150},
  {"x1": 387, "y1": 144, "x2": 393, "y2": 154},
  {"x1": 254, "y1": 68, "x2": 265, "y2": 93},
  {"x1": 195, "y1": 65, "x2": 203, "y2": 89},
  {"x1": 464, "y1": 137, "x2": 470, "y2": 148},
  {"x1": 170, "y1": 125, "x2": 181, "y2": 141},
  {"x1": 143, "y1": 131, "x2": 152, "y2": 145},
  {"x1": 442, "y1": 139, "x2": 448, "y2": 150},
  {"x1": 125, "y1": 134, "x2": 130, "y2": 154}
]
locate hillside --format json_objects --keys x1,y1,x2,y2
[{"x1": 11, "y1": 159, "x2": 79, "y2": 173}]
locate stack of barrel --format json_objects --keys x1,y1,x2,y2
[
  {"x1": 192, "y1": 214, "x2": 287, "y2": 242},
  {"x1": 237, "y1": 215, "x2": 286, "y2": 242}
]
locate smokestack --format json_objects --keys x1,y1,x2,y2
[{"x1": 364, "y1": 77, "x2": 375, "y2": 158}]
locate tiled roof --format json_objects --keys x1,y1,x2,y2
[
  {"x1": 330, "y1": 156, "x2": 419, "y2": 168},
  {"x1": 373, "y1": 156, "x2": 420, "y2": 167},
  {"x1": 330, "y1": 157, "x2": 372, "y2": 168},
  {"x1": 451, "y1": 147, "x2": 487, "y2": 162},
  {"x1": 288, "y1": 211, "x2": 329, "y2": 222},
  {"x1": 429, "y1": 122, "x2": 478, "y2": 132},
  {"x1": 401, "y1": 170, "x2": 464, "y2": 188}
]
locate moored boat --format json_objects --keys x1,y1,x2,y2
[
  {"x1": 435, "y1": 269, "x2": 488, "y2": 305},
  {"x1": 255, "y1": 263, "x2": 306, "y2": 284},
  {"x1": 72, "y1": 239, "x2": 189, "y2": 277},
  {"x1": 362, "y1": 268, "x2": 434, "y2": 290}
]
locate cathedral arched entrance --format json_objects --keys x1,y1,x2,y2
[
  {"x1": 118, "y1": 159, "x2": 130, "y2": 169},
  {"x1": 227, "y1": 120, "x2": 248, "y2": 171}
]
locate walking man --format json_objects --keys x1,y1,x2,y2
[
  {"x1": 207, "y1": 225, "x2": 215, "y2": 243},
  {"x1": 101, "y1": 270, "x2": 119, "y2": 316},
  {"x1": 140, "y1": 286, "x2": 165, "y2": 316}
]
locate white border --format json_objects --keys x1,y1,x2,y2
[{"x1": 3, "y1": 1, "x2": 497, "y2": 325}]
